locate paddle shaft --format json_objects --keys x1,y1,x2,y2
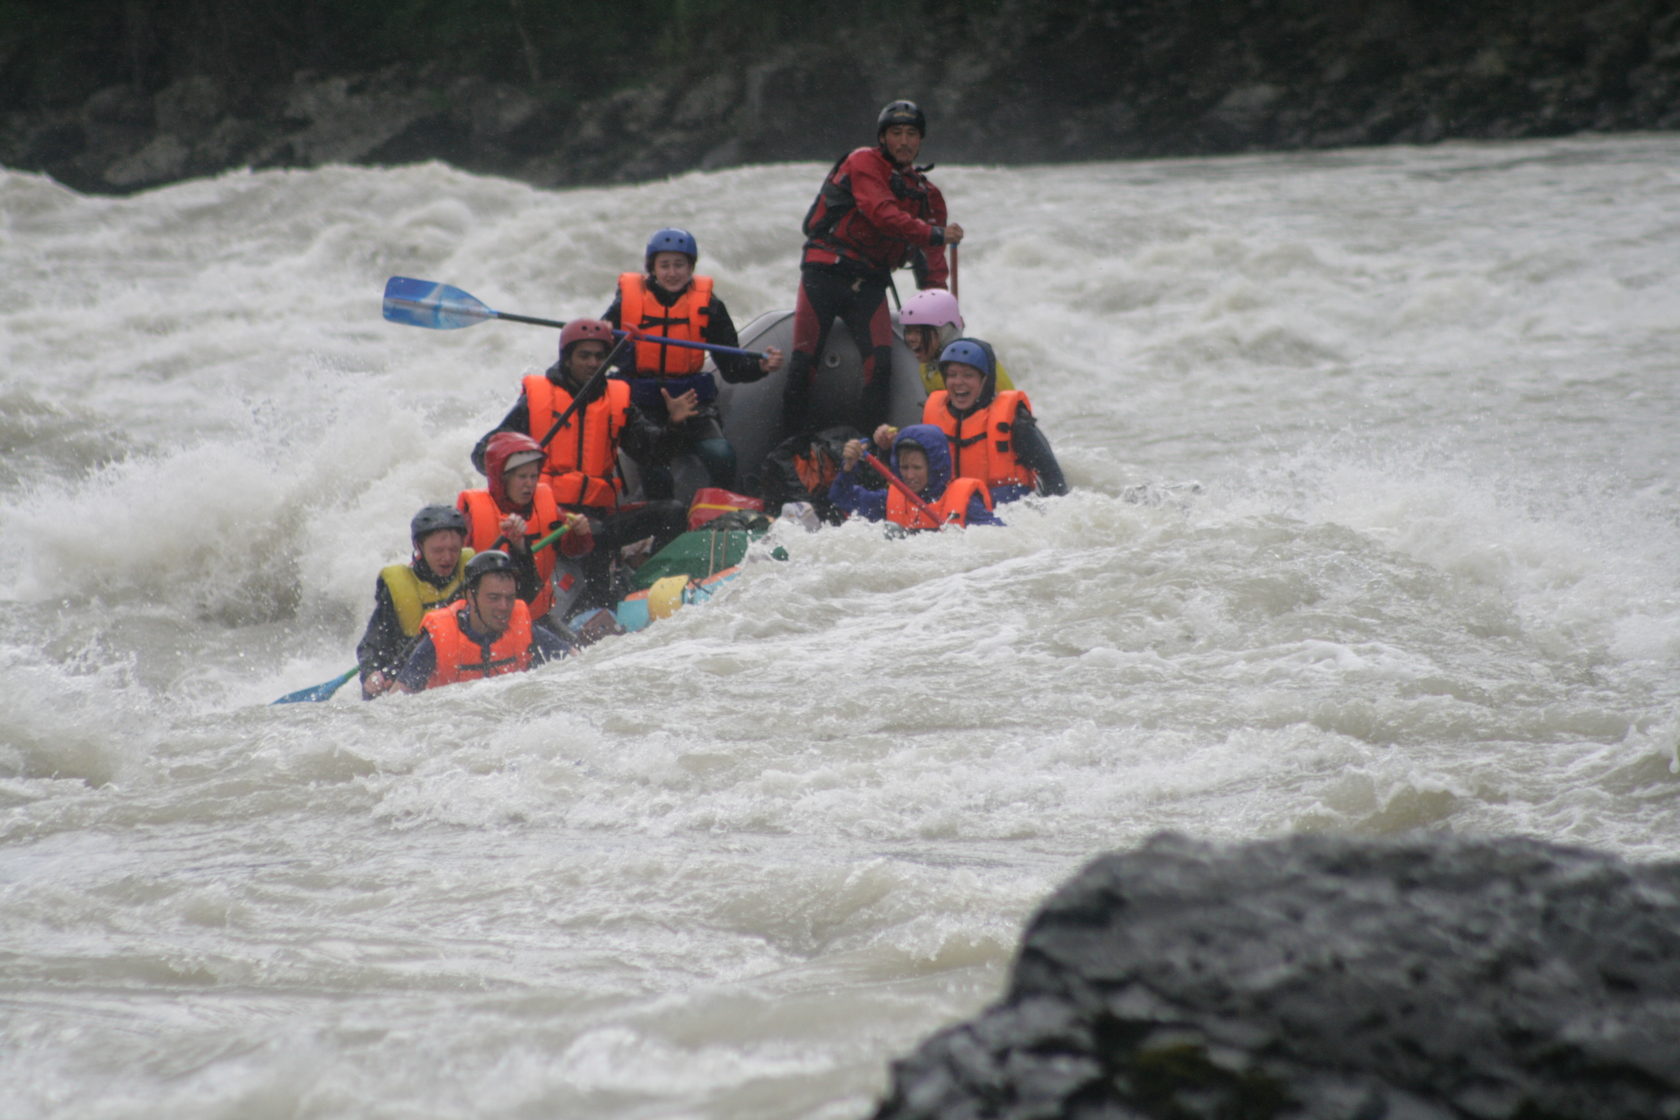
[
  {"x1": 951, "y1": 244, "x2": 959, "y2": 298},
  {"x1": 496, "y1": 310, "x2": 568, "y2": 329},
  {"x1": 622, "y1": 325, "x2": 764, "y2": 360},
  {"x1": 535, "y1": 333, "x2": 635, "y2": 450},
  {"x1": 491, "y1": 517, "x2": 577, "y2": 555},
  {"x1": 862, "y1": 452, "x2": 949, "y2": 528}
]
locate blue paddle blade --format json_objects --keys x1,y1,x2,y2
[
  {"x1": 382, "y1": 276, "x2": 498, "y2": 330},
  {"x1": 272, "y1": 667, "x2": 358, "y2": 705}
]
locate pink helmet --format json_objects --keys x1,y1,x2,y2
[
  {"x1": 559, "y1": 318, "x2": 614, "y2": 356},
  {"x1": 899, "y1": 289, "x2": 964, "y2": 331}
]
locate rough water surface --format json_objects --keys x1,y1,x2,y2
[{"x1": 2, "y1": 134, "x2": 1678, "y2": 1118}]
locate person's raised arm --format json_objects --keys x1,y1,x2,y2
[{"x1": 1012, "y1": 408, "x2": 1068, "y2": 497}]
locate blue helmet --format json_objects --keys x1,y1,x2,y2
[
  {"x1": 645, "y1": 227, "x2": 698, "y2": 272},
  {"x1": 937, "y1": 338, "x2": 990, "y2": 373},
  {"x1": 937, "y1": 337, "x2": 1000, "y2": 409}
]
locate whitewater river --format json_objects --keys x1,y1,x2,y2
[{"x1": 3, "y1": 133, "x2": 1678, "y2": 1118}]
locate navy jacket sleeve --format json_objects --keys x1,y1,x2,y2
[
  {"x1": 355, "y1": 578, "x2": 412, "y2": 681},
  {"x1": 965, "y1": 494, "x2": 1006, "y2": 526},
  {"x1": 394, "y1": 633, "x2": 438, "y2": 692},
  {"x1": 704, "y1": 296, "x2": 766, "y2": 384},
  {"x1": 829, "y1": 465, "x2": 888, "y2": 522}
]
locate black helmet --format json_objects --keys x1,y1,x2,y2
[
  {"x1": 464, "y1": 549, "x2": 517, "y2": 589},
  {"x1": 877, "y1": 99, "x2": 926, "y2": 139},
  {"x1": 411, "y1": 504, "x2": 467, "y2": 543}
]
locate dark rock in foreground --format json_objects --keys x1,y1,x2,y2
[{"x1": 871, "y1": 833, "x2": 1680, "y2": 1120}]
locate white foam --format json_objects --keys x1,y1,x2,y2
[{"x1": 4, "y1": 135, "x2": 1680, "y2": 1117}]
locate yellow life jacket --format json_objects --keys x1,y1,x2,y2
[{"x1": 379, "y1": 550, "x2": 475, "y2": 636}]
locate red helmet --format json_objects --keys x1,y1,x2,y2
[
  {"x1": 483, "y1": 431, "x2": 545, "y2": 510},
  {"x1": 558, "y1": 318, "x2": 614, "y2": 357}
]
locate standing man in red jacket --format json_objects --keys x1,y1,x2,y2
[{"x1": 785, "y1": 99, "x2": 964, "y2": 438}]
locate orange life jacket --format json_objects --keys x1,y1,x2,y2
[
  {"x1": 617, "y1": 273, "x2": 714, "y2": 377},
  {"x1": 886, "y1": 477, "x2": 994, "y2": 530},
  {"x1": 419, "y1": 601, "x2": 535, "y2": 689},
  {"x1": 923, "y1": 389, "x2": 1037, "y2": 492},
  {"x1": 523, "y1": 374, "x2": 631, "y2": 509},
  {"x1": 457, "y1": 487, "x2": 561, "y2": 619}
]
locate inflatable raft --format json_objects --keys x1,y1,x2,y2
[
  {"x1": 601, "y1": 310, "x2": 927, "y2": 630},
  {"x1": 716, "y1": 308, "x2": 928, "y2": 494}
]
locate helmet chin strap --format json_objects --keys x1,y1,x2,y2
[
  {"x1": 412, "y1": 552, "x2": 446, "y2": 585},
  {"x1": 464, "y1": 583, "x2": 496, "y2": 635}
]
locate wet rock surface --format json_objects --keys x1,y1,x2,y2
[
  {"x1": 870, "y1": 832, "x2": 1680, "y2": 1120},
  {"x1": 4, "y1": 0, "x2": 1679, "y2": 194}
]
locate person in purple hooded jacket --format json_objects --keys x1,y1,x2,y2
[{"x1": 829, "y1": 423, "x2": 1003, "y2": 530}]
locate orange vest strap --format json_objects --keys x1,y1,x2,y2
[
  {"x1": 523, "y1": 375, "x2": 630, "y2": 509},
  {"x1": 617, "y1": 273, "x2": 714, "y2": 376},
  {"x1": 941, "y1": 478, "x2": 992, "y2": 525},
  {"x1": 420, "y1": 601, "x2": 535, "y2": 688},
  {"x1": 924, "y1": 389, "x2": 1036, "y2": 490}
]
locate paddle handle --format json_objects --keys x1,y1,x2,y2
[
  {"x1": 495, "y1": 310, "x2": 568, "y2": 329},
  {"x1": 490, "y1": 514, "x2": 579, "y2": 556},
  {"x1": 530, "y1": 520, "x2": 577, "y2": 553}
]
